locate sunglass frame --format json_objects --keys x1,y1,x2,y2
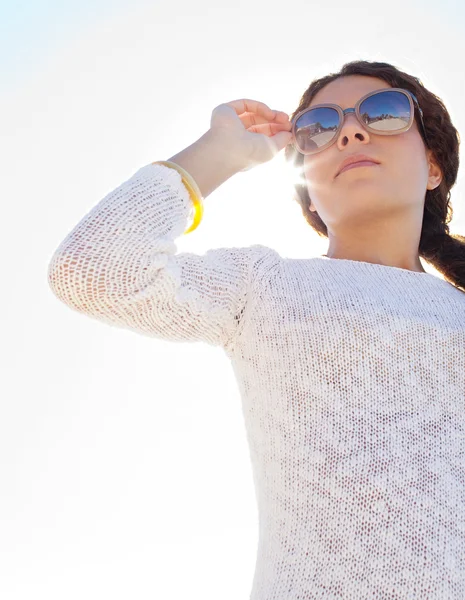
[{"x1": 291, "y1": 87, "x2": 428, "y2": 155}]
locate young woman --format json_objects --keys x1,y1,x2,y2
[{"x1": 48, "y1": 59, "x2": 465, "y2": 599}]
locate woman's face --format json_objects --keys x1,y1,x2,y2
[{"x1": 302, "y1": 75, "x2": 441, "y2": 229}]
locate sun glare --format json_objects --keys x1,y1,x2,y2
[{"x1": 282, "y1": 153, "x2": 307, "y2": 188}]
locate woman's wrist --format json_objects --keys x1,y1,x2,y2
[{"x1": 167, "y1": 130, "x2": 241, "y2": 199}]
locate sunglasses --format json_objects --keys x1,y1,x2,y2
[{"x1": 290, "y1": 88, "x2": 429, "y2": 156}]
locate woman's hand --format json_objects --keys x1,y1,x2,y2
[{"x1": 209, "y1": 99, "x2": 293, "y2": 172}]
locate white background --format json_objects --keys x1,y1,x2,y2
[{"x1": 2, "y1": 0, "x2": 465, "y2": 598}]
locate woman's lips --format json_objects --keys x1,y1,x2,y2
[{"x1": 339, "y1": 161, "x2": 379, "y2": 175}]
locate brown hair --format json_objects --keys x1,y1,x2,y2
[{"x1": 284, "y1": 59, "x2": 465, "y2": 293}]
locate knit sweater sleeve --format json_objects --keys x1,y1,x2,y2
[{"x1": 47, "y1": 163, "x2": 276, "y2": 349}]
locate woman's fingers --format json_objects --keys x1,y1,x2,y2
[
  {"x1": 272, "y1": 111, "x2": 291, "y2": 123},
  {"x1": 225, "y1": 99, "x2": 290, "y2": 124},
  {"x1": 226, "y1": 99, "x2": 274, "y2": 118},
  {"x1": 240, "y1": 112, "x2": 292, "y2": 130},
  {"x1": 210, "y1": 100, "x2": 294, "y2": 171},
  {"x1": 247, "y1": 121, "x2": 293, "y2": 136}
]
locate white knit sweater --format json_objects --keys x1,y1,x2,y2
[{"x1": 48, "y1": 163, "x2": 465, "y2": 599}]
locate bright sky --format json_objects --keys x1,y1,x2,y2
[{"x1": 2, "y1": 0, "x2": 465, "y2": 598}]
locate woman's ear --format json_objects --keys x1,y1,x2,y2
[{"x1": 426, "y1": 149, "x2": 443, "y2": 191}]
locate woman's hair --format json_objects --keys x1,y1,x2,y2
[{"x1": 284, "y1": 59, "x2": 465, "y2": 293}]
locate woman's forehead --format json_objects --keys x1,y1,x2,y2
[{"x1": 309, "y1": 76, "x2": 392, "y2": 108}]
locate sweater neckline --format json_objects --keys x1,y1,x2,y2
[{"x1": 318, "y1": 255, "x2": 440, "y2": 279}]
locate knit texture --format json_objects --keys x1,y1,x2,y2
[{"x1": 48, "y1": 163, "x2": 465, "y2": 599}]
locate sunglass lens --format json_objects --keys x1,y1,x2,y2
[
  {"x1": 294, "y1": 107, "x2": 339, "y2": 154},
  {"x1": 360, "y1": 90, "x2": 411, "y2": 131}
]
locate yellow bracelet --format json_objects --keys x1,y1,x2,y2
[{"x1": 152, "y1": 160, "x2": 204, "y2": 234}]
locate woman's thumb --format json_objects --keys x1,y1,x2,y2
[
  {"x1": 270, "y1": 130, "x2": 294, "y2": 154},
  {"x1": 210, "y1": 103, "x2": 241, "y2": 129}
]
